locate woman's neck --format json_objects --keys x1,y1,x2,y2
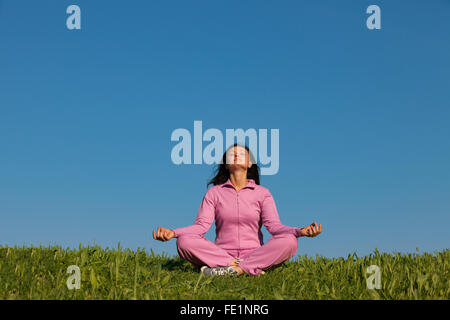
[{"x1": 229, "y1": 171, "x2": 248, "y2": 191}]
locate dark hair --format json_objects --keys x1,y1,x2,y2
[{"x1": 207, "y1": 143, "x2": 260, "y2": 188}]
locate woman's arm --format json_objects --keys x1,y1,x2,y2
[
  {"x1": 260, "y1": 190, "x2": 304, "y2": 237},
  {"x1": 171, "y1": 189, "x2": 216, "y2": 238}
]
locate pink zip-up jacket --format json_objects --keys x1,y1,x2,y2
[{"x1": 172, "y1": 178, "x2": 304, "y2": 249}]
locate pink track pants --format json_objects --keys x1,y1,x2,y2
[{"x1": 176, "y1": 233, "x2": 298, "y2": 276}]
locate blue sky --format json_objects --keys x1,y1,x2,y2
[{"x1": 0, "y1": 0, "x2": 449, "y2": 260}]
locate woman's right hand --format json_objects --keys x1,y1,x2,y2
[{"x1": 152, "y1": 226, "x2": 175, "y2": 242}]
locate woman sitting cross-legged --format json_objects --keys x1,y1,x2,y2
[{"x1": 153, "y1": 143, "x2": 322, "y2": 276}]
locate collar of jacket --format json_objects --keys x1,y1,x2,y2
[{"x1": 221, "y1": 178, "x2": 256, "y2": 190}]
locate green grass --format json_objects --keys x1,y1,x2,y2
[{"x1": 0, "y1": 244, "x2": 448, "y2": 300}]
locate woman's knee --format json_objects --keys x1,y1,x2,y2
[
  {"x1": 269, "y1": 233, "x2": 298, "y2": 255},
  {"x1": 278, "y1": 233, "x2": 298, "y2": 255},
  {"x1": 288, "y1": 234, "x2": 298, "y2": 251},
  {"x1": 176, "y1": 234, "x2": 201, "y2": 250}
]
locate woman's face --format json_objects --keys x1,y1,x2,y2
[{"x1": 225, "y1": 146, "x2": 252, "y2": 171}]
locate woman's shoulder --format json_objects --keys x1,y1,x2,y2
[
  {"x1": 204, "y1": 184, "x2": 222, "y2": 197},
  {"x1": 206, "y1": 184, "x2": 220, "y2": 192},
  {"x1": 251, "y1": 181, "x2": 270, "y2": 192},
  {"x1": 254, "y1": 184, "x2": 272, "y2": 198}
]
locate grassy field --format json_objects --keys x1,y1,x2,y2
[{"x1": 0, "y1": 244, "x2": 448, "y2": 300}]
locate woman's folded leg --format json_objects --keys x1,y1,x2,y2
[
  {"x1": 238, "y1": 233, "x2": 298, "y2": 276},
  {"x1": 176, "y1": 233, "x2": 236, "y2": 268}
]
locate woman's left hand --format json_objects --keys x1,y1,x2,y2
[{"x1": 300, "y1": 222, "x2": 322, "y2": 237}]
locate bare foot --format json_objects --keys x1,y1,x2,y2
[
  {"x1": 230, "y1": 258, "x2": 239, "y2": 267},
  {"x1": 229, "y1": 259, "x2": 245, "y2": 275},
  {"x1": 232, "y1": 266, "x2": 244, "y2": 275}
]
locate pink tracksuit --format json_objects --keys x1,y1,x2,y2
[{"x1": 173, "y1": 178, "x2": 304, "y2": 276}]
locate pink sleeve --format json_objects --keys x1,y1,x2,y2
[
  {"x1": 260, "y1": 191, "x2": 303, "y2": 237},
  {"x1": 172, "y1": 189, "x2": 215, "y2": 238}
]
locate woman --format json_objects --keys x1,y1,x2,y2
[{"x1": 153, "y1": 143, "x2": 322, "y2": 276}]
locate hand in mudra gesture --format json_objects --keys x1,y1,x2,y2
[
  {"x1": 300, "y1": 221, "x2": 322, "y2": 237},
  {"x1": 152, "y1": 226, "x2": 175, "y2": 242}
]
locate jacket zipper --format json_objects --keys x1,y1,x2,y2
[{"x1": 237, "y1": 192, "x2": 240, "y2": 250}]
